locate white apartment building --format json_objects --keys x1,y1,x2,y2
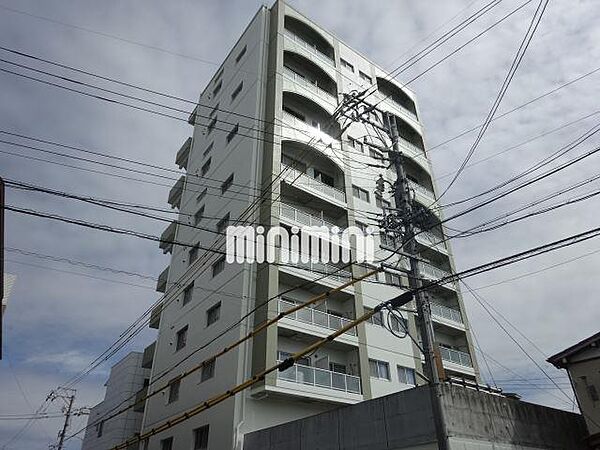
[
  {"x1": 82, "y1": 352, "x2": 150, "y2": 450},
  {"x1": 141, "y1": 2, "x2": 480, "y2": 449}
]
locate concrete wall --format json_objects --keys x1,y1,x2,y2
[{"x1": 243, "y1": 384, "x2": 588, "y2": 450}]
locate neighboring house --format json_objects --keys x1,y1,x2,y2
[
  {"x1": 81, "y1": 351, "x2": 151, "y2": 450},
  {"x1": 548, "y1": 332, "x2": 600, "y2": 449}
]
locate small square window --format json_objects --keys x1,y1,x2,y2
[
  {"x1": 206, "y1": 302, "x2": 221, "y2": 327},
  {"x1": 212, "y1": 256, "x2": 226, "y2": 277},
  {"x1": 201, "y1": 158, "x2": 212, "y2": 176},
  {"x1": 369, "y1": 359, "x2": 390, "y2": 380},
  {"x1": 235, "y1": 45, "x2": 247, "y2": 63},
  {"x1": 201, "y1": 359, "x2": 215, "y2": 382},
  {"x1": 193, "y1": 425, "x2": 210, "y2": 450},
  {"x1": 183, "y1": 283, "x2": 194, "y2": 306},
  {"x1": 221, "y1": 173, "x2": 234, "y2": 194},
  {"x1": 397, "y1": 365, "x2": 416, "y2": 385},
  {"x1": 168, "y1": 378, "x2": 180, "y2": 403},
  {"x1": 352, "y1": 185, "x2": 370, "y2": 203},
  {"x1": 175, "y1": 326, "x2": 188, "y2": 351},
  {"x1": 226, "y1": 124, "x2": 239, "y2": 144},
  {"x1": 160, "y1": 437, "x2": 173, "y2": 450}
]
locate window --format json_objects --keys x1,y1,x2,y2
[
  {"x1": 216, "y1": 213, "x2": 230, "y2": 234},
  {"x1": 214, "y1": 67, "x2": 224, "y2": 83},
  {"x1": 235, "y1": 45, "x2": 247, "y2": 63},
  {"x1": 359, "y1": 70, "x2": 372, "y2": 83},
  {"x1": 160, "y1": 437, "x2": 174, "y2": 450},
  {"x1": 212, "y1": 256, "x2": 225, "y2": 277},
  {"x1": 194, "y1": 206, "x2": 205, "y2": 226},
  {"x1": 376, "y1": 195, "x2": 391, "y2": 210},
  {"x1": 226, "y1": 124, "x2": 239, "y2": 144},
  {"x1": 369, "y1": 359, "x2": 390, "y2": 380},
  {"x1": 193, "y1": 425, "x2": 210, "y2": 450},
  {"x1": 347, "y1": 136, "x2": 356, "y2": 149},
  {"x1": 385, "y1": 272, "x2": 402, "y2": 287},
  {"x1": 203, "y1": 142, "x2": 213, "y2": 158},
  {"x1": 369, "y1": 148, "x2": 383, "y2": 160},
  {"x1": 201, "y1": 158, "x2": 211, "y2": 176},
  {"x1": 96, "y1": 420, "x2": 104, "y2": 437},
  {"x1": 212, "y1": 80, "x2": 222, "y2": 97},
  {"x1": 206, "y1": 302, "x2": 221, "y2": 326},
  {"x1": 221, "y1": 173, "x2": 234, "y2": 194},
  {"x1": 168, "y1": 378, "x2": 180, "y2": 403},
  {"x1": 390, "y1": 314, "x2": 408, "y2": 333},
  {"x1": 209, "y1": 103, "x2": 219, "y2": 118},
  {"x1": 367, "y1": 308, "x2": 384, "y2": 327},
  {"x1": 183, "y1": 282, "x2": 194, "y2": 306},
  {"x1": 340, "y1": 58, "x2": 354, "y2": 72},
  {"x1": 175, "y1": 326, "x2": 188, "y2": 351},
  {"x1": 397, "y1": 365, "x2": 416, "y2": 385},
  {"x1": 352, "y1": 185, "x2": 370, "y2": 203},
  {"x1": 189, "y1": 244, "x2": 199, "y2": 265},
  {"x1": 206, "y1": 116, "x2": 217, "y2": 135},
  {"x1": 201, "y1": 358, "x2": 215, "y2": 382},
  {"x1": 197, "y1": 188, "x2": 207, "y2": 203},
  {"x1": 329, "y1": 362, "x2": 347, "y2": 374},
  {"x1": 231, "y1": 81, "x2": 243, "y2": 101}
]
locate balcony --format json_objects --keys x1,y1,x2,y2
[
  {"x1": 142, "y1": 341, "x2": 156, "y2": 369},
  {"x1": 277, "y1": 361, "x2": 361, "y2": 395},
  {"x1": 419, "y1": 261, "x2": 456, "y2": 291},
  {"x1": 278, "y1": 298, "x2": 357, "y2": 336},
  {"x1": 156, "y1": 266, "x2": 169, "y2": 293},
  {"x1": 376, "y1": 77, "x2": 418, "y2": 122},
  {"x1": 281, "y1": 164, "x2": 346, "y2": 207},
  {"x1": 440, "y1": 346, "x2": 473, "y2": 368},
  {"x1": 399, "y1": 139, "x2": 429, "y2": 173},
  {"x1": 408, "y1": 179, "x2": 436, "y2": 206},
  {"x1": 415, "y1": 228, "x2": 448, "y2": 255},
  {"x1": 149, "y1": 303, "x2": 162, "y2": 329},
  {"x1": 279, "y1": 203, "x2": 337, "y2": 229},
  {"x1": 281, "y1": 110, "x2": 339, "y2": 149},
  {"x1": 188, "y1": 106, "x2": 198, "y2": 125},
  {"x1": 176, "y1": 137, "x2": 192, "y2": 170},
  {"x1": 168, "y1": 176, "x2": 185, "y2": 209},
  {"x1": 431, "y1": 302, "x2": 463, "y2": 326},
  {"x1": 283, "y1": 66, "x2": 337, "y2": 114},
  {"x1": 283, "y1": 29, "x2": 335, "y2": 69},
  {"x1": 286, "y1": 258, "x2": 352, "y2": 284},
  {"x1": 159, "y1": 221, "x2": 177, "y2": 254}
]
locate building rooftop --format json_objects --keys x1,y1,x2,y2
[{"x1": 547, "y1": 331, "x2": 600, "y2": 368}]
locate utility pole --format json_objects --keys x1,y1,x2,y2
[
  {"x1": 0, "y1": 176, "x2": 4, "y2": 360},
  {"x1": 344, "y1": 94, "x2": 448, "y2": 448},
  {"x1": 49, "y1": 388, "x2": 76, "y2": 450}
]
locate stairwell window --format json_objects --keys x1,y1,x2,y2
[
  {"x1": 201, "y1": 158, "x2": 211, "y2": 176},
  {"x1": 340, "y1": 58, "x2": 354, "y2": 73},
  {"x1": 235, "y1": 45, "x2": 247, "y2": 64},
  {"x1": 397, "y1": 365, "x2": 416, "y2": 385},
  {"x1": 175, "y1": 326, "x2": 188, "y2": 351},
  {"x1": 226, "y1": 124, "x2": 239, "y2": 144},
  {"x1": 167, "y1": 378, "x2": 180, "y2": 403},
  {"x1": 183, "y1": 282, "x2": 194, "y2": 306},
  {"x1": 212, "y1": 80, "x2": 222, "y2": 98},
  {"x1": 193, "y1": 425, "x2": 210, "y2": 450},
  {"x1": 359, "y1": 70, "x2": 372, "y2": 83},
  {"x1": 369, "y1": 359, "x2": 390, "y2": 380},
  {"x1": 206, "y1": 302, "x2": 221, "y2": 326},
  {"x1": 212, "y1": 256, "x2": 226, "y2": 277},
  {"x1": 231, "y1": 81, "x2": 243, "y2": 102},
  {"x1": 352, "y1": 185, "x2": 370, "y2": 202},
  {"x1": 201, "y1": 359, "x2": 215, "y2": 382},
  {"x1": 221, "y1": 173, "x2": 234, "y2": 194}
]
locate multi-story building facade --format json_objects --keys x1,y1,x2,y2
[
  {"x1": 82, "y1": 352, "x2": 150, "y2": 450},
  {"x1": 141, "y1": 2, "x2": 480, "y2": 449}
]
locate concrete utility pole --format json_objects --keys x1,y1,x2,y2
[
  {"x1": 344, "y1": 95, "x2": 449, "y2": 448},
  {"x1": 0, "y1": 176, "x2": 4, "y2": 360},
  {"x1": 50, "y1": 388, "x2": 76, "y2": 450}
]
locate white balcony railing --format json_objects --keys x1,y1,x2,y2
[
  {"x1": 281, "y1": 111, "x2": 339, "y2": 147},
  {"x1": 430, "y1": 302, "x2": 463, "y2": 324},
  {"x1": 278, "y1": 360, "x2": 361, "y2": 394},
  {"x1": 287, "y1": 258, "x2": 352, "y2": 283},
  {"x1": 279, "y1": 203, "x2": 337, "y2": 229},
  {"x1": 283, "y1": 67, "x2": 337, "y2": 103},
  {"x1": 408, "y1": 180, "x2": 435, "y2": 202},
  {"x1": 419, "y1": 261, "x2": 451, "y2": 280},
  {"x1": 440, "y1": 347, "x2": 472, "y2": 368},
  {"x1": 283, "y1": 30, "x2": 335, "y2": 67},
  {"x1": 415, "y1": 228, "x2": 447, "y2": 254},
  {"x1": 278, "y1": 298, "x2": 357, "y2": 336},
  {"x1": 281, "y1": 164, "x2": 346, "y2": 204}
]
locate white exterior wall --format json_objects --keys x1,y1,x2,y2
[
  {"x1": 142, "y1": 2, "x2": 479, "y2": 449},
  {"x1": 82, "y1": 352, "x2": 150, "y2": 450}
]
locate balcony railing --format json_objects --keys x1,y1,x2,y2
[
  {"x1": 279, "y1": 203, "x2": 337, "y2": 229},
  {"x1": 287, "y1": 258, "x2": 352, "y2": 283},
  {"x1": 415, "y1": 229, "x2": 447, "y2": 255},
  {"x1": 278, "y1": 360, "x2": 361, "y2": 394},
  {"x1": 408, "y1": 180, "x2": 435, "y2": 202},
  {"x1": 278, "y1": 298, "x2": 357, "y2": 336},
  {"x1": 283, "y1": 67, "x2": 337, "y2": 103},
  {"x1": 419, "y1": 261, "x2": 451, "y2": 280},
  {"x1": 168, "y1": 175, "x2": 185, "y2": 209},
  {"x1": 281, "y1": 111, "x2": 339, "y2": 147},
  {"x1": 281, "y1": 164, "x2": 346, "y2": 204},
  {"x1": 431, "y1": 302, "x2": 463, "y2": 325},
  {"x1": 440, "y1": 347, "x2": 472, "y2": 368},
  {"x1": 283, "y1": 30, "x2": 335, "y2": 67}
]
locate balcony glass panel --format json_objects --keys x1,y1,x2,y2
[
  {"x1": 278, "y1": 361, "x2": 361, "y2": 394},
  {"x1": 430, "y1": 302, "x2": 463, "y2": 324},
  {"x1": 279, "y1": 299, "x2": 356, "y2": 336},
  {"x1": 440, "y1": 347, "x2": 472, "y2": 367}
]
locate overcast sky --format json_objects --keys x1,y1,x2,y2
[{"x1": 0, "y1": 0, "x2": 598, "y2": 448}]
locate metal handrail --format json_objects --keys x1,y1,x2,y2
[
  {"x1": 415, "y1": 228, "x2": 447, "y2": 254},
  {"x1": 279, "y1": 203, "x2": 337, "y2": 229},
  {"x1": 440, "y1": 346, "x2": 472, "y2": 368},
  {"x1": 277, "y1": 360, "x2": 362, "y2": 394},
  {"x1": 283, "y1": 29, "x2": 335, "y2": 67},
  {"x1": 281, "y1": 110, "x2": 339, "y2": 146},
  {"x1": 430, "y1": 302, "x2": 463, "y2": 324},
  {"x1": 278, "y1": 298, "x2": 357, "y2": 336},
  {"x1": 283, "y1": 67, "x2": 337, "y2": 102},
  {"x1": 287, "y1": 258, "x2": 352, "y2": 282},
  {"x1": 281, "y1": 164, "x2": 346, "y2": 203},
  {"x1": 407, "y1": 180, "x2": 435, "y2": 201}
]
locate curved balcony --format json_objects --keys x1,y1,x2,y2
[
  {"x1": 279, "y1": 203, "x2": 338, "y2": 229},
  {"x1": 283, "y1": 66, "x2": 337, "y2": 115},
  {"x1": 431, "y1": 301, "x2": 465, "y2": 331},
  {"x1": 281, "y1": 164, "x2": 346, "y2": 207},
  {"x1": 283, "y1": 15, "x2": 335, "y2": 79},
  {"x1": 400, "y1": 137, "x2": 430, "y2": 173},
  {"x1": 376, "y1": 77, "x2": 418, "y2": 123},
  {"x1": 418, "y1": 261, "x2": 456, "y2": 291},
  {"x1": 415, "y1": 228, "x2": 448, "y2": 256},
  {"x1": 408, "y1": 179, "x2": 435, "y2": 206}
]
